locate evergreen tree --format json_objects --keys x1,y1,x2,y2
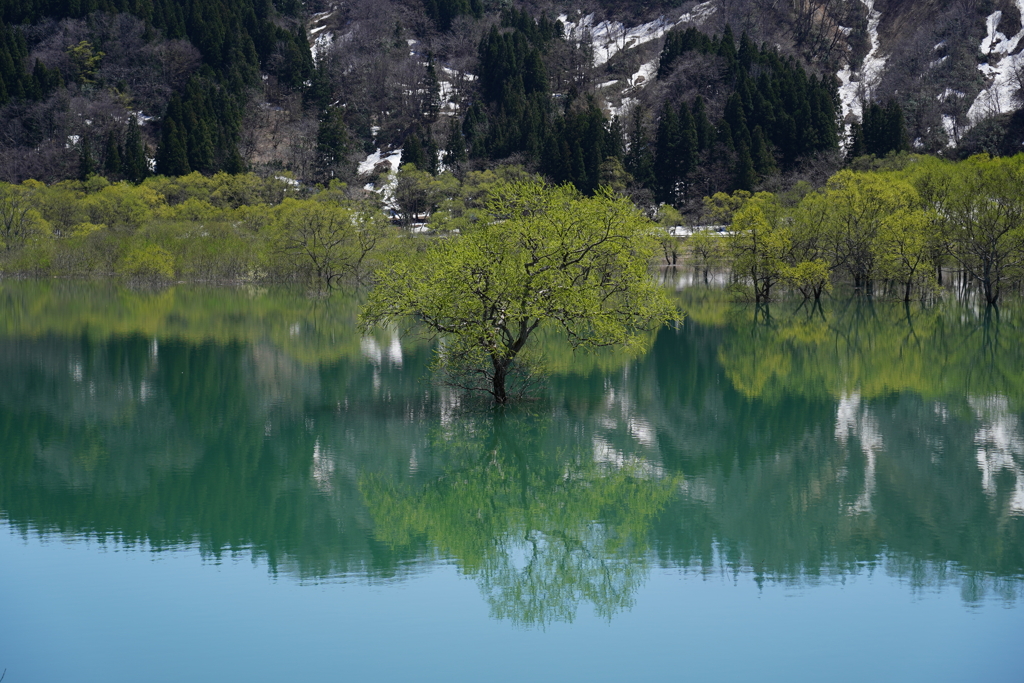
[
  {"x1": 654, "y1": 103, "x2": 680, "y2": 204},
  {"x1": 692, "y1": 96, "x2": 714, "y2": 151},
  {"x1": 733, "y1": 140, "x2": 756, "y2": 191},
  {"x1": 443, "y1": 117, "x2": 467, "y2": 171},
  {"x1": 678, "y1": 102, "x2": 698, "y2": 177},
  {"x1": 315, "y1": 107, "x2": 349, "y2": 180},
  {"x1": 78, "y1": 137, "x2": 95, "y2": 181},
  {"x1": 750, "y1": 125, "x2": 775, "y2": 177},
  {"x1": 188, "y1": 119, "x2": 215, "y2": 174},
  {"x1": 624, "y1": 105, "x2": 654, "y2": 190},
  {"x1": 860, "y1": 100, "x2": 909, "y2": 157},
  {"x1": 401, "y1": 130, "x2": 425, "y2": 170},
  {"x1": 424, "y1": 53, "x2": 442, "y2": 123},
  {"x1": 103, "y1": 130, "x2": 122, "y2": 177},
  {"x1": 848, "y1": 121, "x2": 867, "y2": 159},
  {"x1": 883, "y1": 99, "x2": 910, "y2": 154},
  {"x1": 156, "y1": 119, "x2": 190, "y2": 176},
  {"x1": 123, "y1": 119, "x2": 149, "y2": 183},
  {"x1": 424, "y1": 132, "x2": 440, "y2": 175}
]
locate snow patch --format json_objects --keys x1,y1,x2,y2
[
  {"x1": 967, "y1": 3, "x2": 1024, "y2": 126},
  {"x1": 836, "y1": 0, "x2": 888, "y2": 128},
  {"x1": 560, "y1": 4, "x2": 715, "y2": 69},
  {"x1": 606, "y1": 95, "x2": 636, "y2": 122},
  {"x1": 312, "y1": 31, "x2": 333, "y2": 63},
  {"x1": 628, "y1": 59, "x2": 658, "y2": 89},
  {"x1": 358, "y1": 148, "x2": 403, "y2": 176}
]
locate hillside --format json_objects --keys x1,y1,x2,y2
[{"x1": 0, "y1": 0, "x2": 1021, "y2": 209}]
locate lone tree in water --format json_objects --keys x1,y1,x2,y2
[{"x1": 360, "y1": 180, "x2": 678, "y2": 403}]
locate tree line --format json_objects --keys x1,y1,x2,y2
[
  {"x1": 687, "y1": 153, "x2": 1024, "y2": 305},
  {"x1": 412, "y1": 20, "x2": 846, "y2": 205},
  {"x1": 3, "y1": 152, "x2": 1024, "y2": 307},
  {"x1": 0, "y1": 171, "x2": 403, "y2": 287}
]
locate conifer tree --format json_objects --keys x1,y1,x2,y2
[
  {"x1": 401, "y1": 131, "x2": 425, "y2": 170},
  {"x1": 692, "y1": 96, "x2": 714, "y2": 151},
  {"x1": 678, "y1": 102, "x2": 698, "y2": 177},
  {"x1": 733, "y1": 140, "x2": 756, "y2": 191},
  {"x1": 157, "y1": 119, "x2": 190, "y2": 176},
  {"x1": 750, "y1": 125, "x2": 775, "y2": 177},
  {"x1": 622, "y1": 105, "x2": 655, "y2": 193},
  {"x1": 123, "y1": 119, "x2": 149, "y2": 183},
  {"x1": 103, "y1": 130, "x2": 122, "y2": 177},
  {"x1": 443, "y1": 118, "x2": 467, "y2": 171},
  {"x1": 315, "y1": 107, "x2": 349, "y2": 180},
  {"x1": 654, "y1": 104, "x2": 680, "y2": 204},
  {"x1": 78, "y1": 137, "x2": 95, "y2": 181},
  {"x1": 424, "y1": 53, "x2": 442, "y2": 123}
]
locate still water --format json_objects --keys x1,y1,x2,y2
[{"x1": 1, "y1": 280, "x2": 1022, "y2": 682}]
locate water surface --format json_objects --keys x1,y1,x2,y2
[{"x1": 1, "y1": 281, "x2": 1022, "y2": 682}]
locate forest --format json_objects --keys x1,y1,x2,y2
[
  {"x1": 0, "y1": 153, "x2": 1022, "y2": 307},
  {"x1": 0, "y1": 0, "x2": 1020, "y2": 306},
  {"x1": 0, "y1": 0, "x2": 1004, "y2": 201}
]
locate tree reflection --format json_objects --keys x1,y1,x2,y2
[
  {"x1": 1, "y1": 281, "x2": 1022, "y2": 608},
  {"x1": 361, "y1": 413, "x2": 678, "y2": 626},
  {"x1": 707, "y1": 294, "x2": 1024, "y2": 405}
]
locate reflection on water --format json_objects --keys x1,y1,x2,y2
[{"x1": 1, "y1": 281, "x2": 1023, "y2": 625}]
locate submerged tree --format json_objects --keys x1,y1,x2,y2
[
  {"x1": 360, "y1": 180, "x2": 679, "y2": 403},
  {"x1": 272, "y1": 196, "x2": 396, "y2": 289}
]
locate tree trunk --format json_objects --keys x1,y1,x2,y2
[{"x1": 491, "y1": 356, "x2": 509, "y2": 404}]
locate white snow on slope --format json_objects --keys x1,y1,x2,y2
[
  {"x1": 968, "y1": 2, "x2": 1024, "y2": 126},
  {"x1": 312, "y1": 31, "x2": 334, "y2": 63},
  {"x1": 358, "y1": 148, "x2": 403, "y2": 177},
  {"x1": 629, "y1": 59, "x2": 658, "y2": 89},
  {"x1": 307, "y1": 7, "x2": 337, "y2": 63},
  {"x1": 836, "y1": 0, "x2": 887, "y2": 125},
  {"x1": 677, "y1": 1, "x2": 717, "y2": 26},
  {"x1": 559, "y1": 1, "x2": 716, "y2": 69}
]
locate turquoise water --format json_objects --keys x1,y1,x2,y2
[{"x1": 1, "y1": 281, "x2": 1022, "y2": 682}]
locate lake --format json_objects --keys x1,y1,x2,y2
[{"x1": 1, "y1": 280, "x2": 1022, "y2": 682}]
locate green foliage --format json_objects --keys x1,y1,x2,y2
[
  {"x1": 84, "y1": 181, "x2": 165, "y2": 232},
  {"x1": 362, "y1": 180, "x2": 679, "y2": 403},
  {"x1": 796, "y1": 169, "x2": 922, "y2": 291},
  {"x1": 0, "y1": 182, "x2": 48, "y2": 253},
  {"x1": 65, "y1": 40, "x2": 104, "y2": 85},
  {"x1": 0, "y1": 174, "x2": 383, "y2": 285},
  {"x1": 727, "y1": 192, "x2": 792, "y2": 303},
  {"x1": 424, "y1": 0, "x2": 483, "y2": 31},
  {"x1": 932, "y1": 154, "x2": 1024, "y2": 305},
  {"x1": 686, "y1": 228, "x2": 725, "y2": 275},
  {"x1": 784, "y1": 258, "x2": 832, "y2": 300},
  {"x1": 268, "y1": 196, "x2": 396, "y2": 288},
  {"x1": 315, "y1": 108, "x2": 350, "y2": 182},
  {"x1": 116, "y1": 239, "x2": 176, "y2": 282}
]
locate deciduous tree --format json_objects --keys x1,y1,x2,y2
[{"x1": 361, "y1": 180, "x2": 678, "y2": 403}]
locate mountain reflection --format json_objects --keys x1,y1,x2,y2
[{"x1": 0, "y1": 281, "x2": 1022, "y2": 623}]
